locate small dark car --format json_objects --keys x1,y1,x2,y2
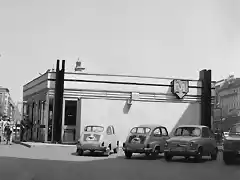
[
  {"x1": 223, "y1": 123, "x2": 240, "y2": 164},
  {"x1": 122, "y1": 124, "x2": 169, "y2": 159}
]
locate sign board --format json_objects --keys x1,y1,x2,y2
[
  {"x1": 171, "y1": 80, "x2": 189, "y2": 99},
  {"x1": 213, "y1": 108, "x2": 222, "y2": 121}
]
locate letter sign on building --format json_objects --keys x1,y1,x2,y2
[{"x1": 171, "y1": 79, "x2": 189, "y2": 99}]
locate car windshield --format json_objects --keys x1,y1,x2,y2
[
  {"x1": 130, "y1": 127, "x2": 151, "y2": 134},
  {"x1": 174, "y1": 127, "x2": 201, "y2": 137},
  {"x1": 229, "y1": 125, "x2": 240, "y2": 135},
  {"x1": 84, "y1": 126, "x2": 104, "y2": 132}
]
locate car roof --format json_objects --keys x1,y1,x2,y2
[
  {"x1": 136, "y1": 124, "x2": 166, "y2": 129},
  {"x1": 84, "y1": 125, "x2": 114, "y2": 128},
  {"x1": 176, "y1": 125, "x2": 208, "y2": 128}
]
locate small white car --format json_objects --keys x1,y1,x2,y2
[{"x1": 76, "y1": 125, "x2": 119, "y2": 156}]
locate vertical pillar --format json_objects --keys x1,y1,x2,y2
[
  {"x1": 52, "y1": 60, "x2": 65, "y2": 143},
  {"x1": 44, "y1": 93, "x2": 49, "y2": 142},
  {"x1": 75, "y1": 98, "x2": 82, "y2": 141},
  {"x1": 58, "y1": 60, "x2": 65, "y2": 142},
  {"x1": 199, "y1": 69, "x2": 212, "y2": 128},
  {"x1": 53, "y1": 60, "x2": 60, "y2": 142}
]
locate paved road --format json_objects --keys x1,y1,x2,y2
[{"x1": 0, "y1": 144, "x2": 239, "y2": 180}]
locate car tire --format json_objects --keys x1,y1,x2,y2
[
  {"x1": 151, "y1": 149, "x2": 160, "y2": 159},
  {"x1": 185, "y1": 156, "x2": 190, "y2": 160},
  {"x1": 194, "y1": 147, "x2": 203, "y2": 162},
  {"x1": 164, "y1": 152, "x2": 173, "y2": 161},
  {"x1": 104, "y1": 147, "x2": 111, "y2": 156},
  {"x1": 77, "y1": 149, "x2": 84, "y2": 156},
  {"x1": 223, "y1": 152, "x2": 234, "y2": 165},
  {"x1": 210, "y1": 148, "x2": 218, "y2": 161},
  {"x1": 145, "y1": 152, "x2": 150, "y2": 156},
  {"x1": 125, "y1": 151, "x2": 132, "y2": 159},
  {"x1": 113, "y1": 144, "x2": 119, "y2": 154}
]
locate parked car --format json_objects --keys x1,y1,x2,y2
[
  {"x1": 223, "y1": 123, "x2": 240, "y2": 164},
  {"x1": 122, "y1": 124, "x2": 169, "y2": 159},
  {"x1": 164, "y1": 125, "x2": 218, "y2": 162},
  {"x1": 223, "y1": 132, "x2": 229, "y2": 138},
  {"x1": 76, "y1": 125, "x2": 119, "y2": 156}
]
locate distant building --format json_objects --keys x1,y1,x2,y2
[
  {"x1": 214, "y1": 75, "x2": 240, "y2": 131},
  {"x1": 0, "y1": 87, "x2": 15, "y2": 121}
]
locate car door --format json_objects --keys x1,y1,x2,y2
[
  {"x1": 160, "y1": 127, "x2": 169, "y2": 151},
  {"x1": 152, "y1": 127, "x2": 163, "y2": 148},
  {"x1": 208, "y1": 129, "x2": 217, "y2": 151},
  {"x1": 110, "y1": 126, "x2": 117, "y2": 149},
  {"x1": 201, "y1": 127, "x2": 212, "y2": 154},
  {"x1": 106, "y1": 126, "x2": 112, "y2": 146}
]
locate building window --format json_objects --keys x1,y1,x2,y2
[{"x1": 64, "y1": 100, "x2": 77, "y2": 126}]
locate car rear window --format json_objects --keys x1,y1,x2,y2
[
  {"x1": 130, "y1": 127, "x2": 151, "y2": 134},
  {"x1": 174, "y1": 127, "x2": 201, "y2": 137},
  {"x1": 84, "y1": 126, "x2": 104, "y2": 132}
]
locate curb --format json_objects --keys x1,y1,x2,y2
[
  {"x1": 13, "y1": 141, "x2": 32, "y2": 148},
  {"x1": 13, "y1": 141, "x2": 76, "y2": 148}
]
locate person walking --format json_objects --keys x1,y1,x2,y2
[
  {"x1": 20, "y1": 120, "x2": 25, "y2": 142},
  {"x1": 0, "y1": 117, "x2": 3, "y2": 143},
  {"x1": 5, "y1": 121, "x2": 13, "y2": 145}
]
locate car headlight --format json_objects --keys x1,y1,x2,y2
[{"x1": 189, "y1": 141, "x2": 197, "y2": 147}]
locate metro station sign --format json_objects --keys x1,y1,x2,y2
[{"x1": 171, "y1": 79, "x2": 189, "y2": 99}]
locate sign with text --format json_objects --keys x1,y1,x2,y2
[{"x1": 171, "y1": 80, "x2": 189, "y2": 99}]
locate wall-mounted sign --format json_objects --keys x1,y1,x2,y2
[{"x1": 171, "y1": 79, "x2": 189, "y2": 99}]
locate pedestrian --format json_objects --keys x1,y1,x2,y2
[
  {"x1": 20, "y1": 120, "x2": 25, "y2": 142},
  {"x1": 0, "y1": 117, "x2": 3, "y2": 143},
  {"x1": 2, "y1": 118, "x2": 8, "y2": 142},
  {"x1": 5, "y1": 122, "x2": 13, "y2": 145}
]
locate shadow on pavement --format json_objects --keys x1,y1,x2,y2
[
  {"x1": 71, "y1": 151, "x2": 114, "y2": 157},
  {"x1": 169, "y1": 157, "x2": 209, "y2": 163},
  {"x1": 0, "y1": 154, "x2": 239, "y2": 180},
  {"x1": 116, "y1": 154, "x2": 164, "y2": 160}
]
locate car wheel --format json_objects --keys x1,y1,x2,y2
[
  {"x1": 223, "y1": 152, "x2": 234, "y2": 165},
  {"x1": 113, "y1": 145, "x2": 119, "y2": 154},
  {"x1": 164, "y1": 152, "x2": 173, "y2": 161},
  {"x1": 145, "y1": 152, "x2": 150, "y2": 156},
  {"x1": 151, "y1": 149, "x2": 159, "y2": 159},
  {"x1": 194, "y1": 147, "x2": 203, "y2": 162},
  {"x1": 185, "y1": 156, "x2": 190, "y2": 160},
  {"x1": 77, "y1": 149, "x2": 84, "y2": 156},
  {"x1": 125, "y1": 151, "x2": 132, "y2": 159},
  {"x1": 210, "y1": 148, "x2": 218, "y2": 161},
  {"x1": 104, "y1": 147, "x2": 111, "y2": 156}
]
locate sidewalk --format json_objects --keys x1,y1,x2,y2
[
  {"x1": 13, "y1": 140, "x2": 76, "y2": 148},
  {"x1": 13, "y1": 140, "x2": 223, "y2": 151}
]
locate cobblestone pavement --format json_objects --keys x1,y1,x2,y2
[{"x1": 0, "y1": 143, "x2": 239, "y2": 180}]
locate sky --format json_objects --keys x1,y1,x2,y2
[{"x1": 0, "y1": 0, "x2": 240, "y2": 103}]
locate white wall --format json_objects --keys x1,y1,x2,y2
[{"x1": 81, "y1": 98, "x2": 200, "y2": 145}]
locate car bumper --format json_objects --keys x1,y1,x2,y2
[
  {"x1": 164, "y1": 148, "x2": 198, "y2": 156},
  {"x1": 123, "y1": 147, "x2": 153, "y2": 153},
  {"x1": 77, "y1": 144, "x2": 107, "y2": 152},
  {"x1": 223, "y1": 149, "x2": 240, "y2": 156}
]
